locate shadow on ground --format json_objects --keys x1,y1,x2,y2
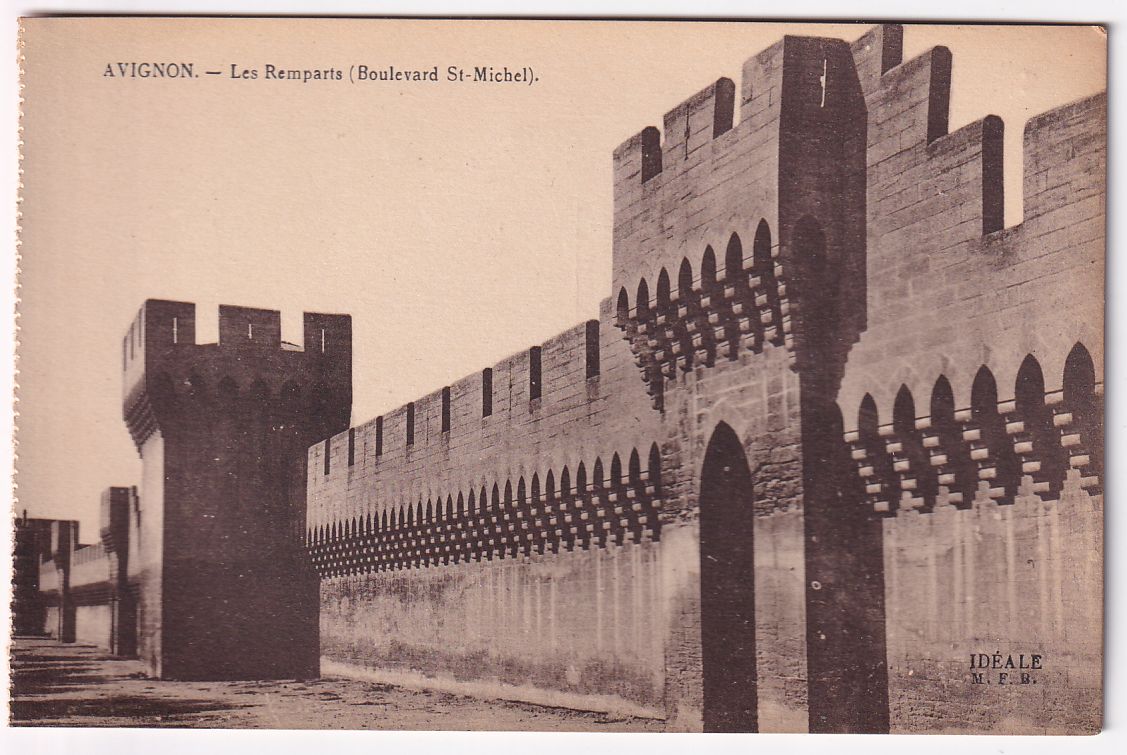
[
  {"x1": 11, "y1": 696, "x2": 246, "y2": 727},
  {"x1": 9, "y1": 638, "x2": 250, "y2": 727},
  {"x1": 8, "y1": 637, "x2": 663, "y2": 731}
]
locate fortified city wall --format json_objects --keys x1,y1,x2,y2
[
  {"x1": 23, "y1": 22, "x2": 1102, "y2": 736},
  {"x1": 306, "y1": 24, "x2": 1104, "y2": 733}
]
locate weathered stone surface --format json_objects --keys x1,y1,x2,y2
[
  {"x1": 308, "y1": 24, "x2": 1103, "y2": 733},
  {"x1": 25, "y1": 22, "x2": 1102, "y2": 735}
]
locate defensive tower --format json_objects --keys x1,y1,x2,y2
[
  {"x1": 100, "y1": 486, "x2": 139, "y2": 657},
  {"x1": 612, "y1": 32, "x2": 877, "y2": 732},
  {"x1": 122, "y1": 299, "x2": 351, "y2": 679}
]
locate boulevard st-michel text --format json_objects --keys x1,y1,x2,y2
[
  {"x1": 101, "y1": 61, "x2": 538, "y2": 85},
  {"x1": 232, "y1": 64, "x2": 537, "y2": 85}
]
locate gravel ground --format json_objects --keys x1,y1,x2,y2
[{"x1": 8, "y1": 637, "x2": 664, "y2": 731}]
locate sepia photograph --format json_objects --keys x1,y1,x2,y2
[{"x1": 7, "y1": 15, "x2": 1108, "y2": 739}]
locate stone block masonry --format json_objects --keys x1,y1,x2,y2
[
  {"x1": 307, "y1": 24, "x2": 1103, "y2": 733},
  {"x1": 320, "y1": 538, "x2": 670, "y2": 719},
  {"x1": 121, "y1": 300, "x2": 352, "y2": 680},
  {"x1": 883, "y1": 474, "x2": 1102, "y2": 733}
]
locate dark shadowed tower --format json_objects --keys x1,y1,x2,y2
[
  {"x1": 121, "y1": 300, "x2": 351, "y2": 680},
  {"x1": 612, "y1": 28, "x2": 894, "y2": 732}
]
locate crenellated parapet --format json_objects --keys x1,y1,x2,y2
[
  {"x1": 120, "y1": 299, "x2": 351, "y2": 680},
  {"x1": 122, "y1": 300, "x2": 352, "y2": 451},
  {"x1": 836, "y1": 26, "x2": 1104, "y2": 400},
  {"x1": 835, "y1": 83, "x2": 1105, "y2": 512},
  {"x1": 305, "y1": 300, "x2": 665, "y2": 571},
  {"x1": 611, "y1": 33, "x2": 869, "y2": 404},
  {"x1": 813, "y1": 22, "x2": 1108, "y2": 520}
]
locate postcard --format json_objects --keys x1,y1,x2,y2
[{"x1": 10, "y1": 18, "x2": 1106, "y2": 733}]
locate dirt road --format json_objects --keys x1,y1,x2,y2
[{"x1": 8, "y1": 637, "x2": 663, "y2": 731}]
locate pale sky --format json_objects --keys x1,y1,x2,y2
[{"x1": 15, "y1": 20, "x2": 1106, "y2": 535}]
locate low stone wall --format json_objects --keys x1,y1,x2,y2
[
  {"x1": 44, "y1": 606, "x2": 59, "y2": 639},
  {"x1": 320, "y1": 535, "x2": 678, "y2": 719},
  {"x1": 75, "y1": 604, "x2": 113, "y2": 649}
]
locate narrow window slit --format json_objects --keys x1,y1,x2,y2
[
  {"x1": 406, "y1": 402, "x2": 415, "y2": 446},
  {"x1": 819, "y1": 58, "x2": 828, "y2": 107},
  {"x1": 441, "y1": 387, "x2": 451, "y2": 433},
  {"x1": 529, "y1": 347, "x2": 542, "y2": 401},
  {"x1": 482, "y1": 368, "x2": 493, "y2": 417}
]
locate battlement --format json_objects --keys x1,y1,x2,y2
[
  {"x1": 315, "y1": 315, "x2": 607, "y2": 476},
  {"x1": 1022, "y1": 92, "x2": 1106, "y2": 223},
  {"x1": 610, "y1": 25, "x2": 955, "y2": 286},
  {"x1": 122, "y1": 299, "x2": 352, "y2": 450},
  {"x1": 612, "y1": 31, "x2": 872, "y2": 397},
  {"x1": 852, "y1": 36, "x2": 1105, "y2": 257},
  {"x1": 848, "y1": 23, "x2": 903, "y2": 95},
  {"x1": 613, "y1": 24, "x2": 1103, "y2": 418},
  {"x1": 307, "y1": 301, "x2": 660, "y2": 534},
  {"x1": 48, "y1": 520, "x2": 80, "y2": 566},
  {"x1": 835, "y1": 88, "x2": 1105, "y2": 437},
  {"x1": 122, "y1": 300, "x2": 350, "y2": 371},
  {"x1": 612, "y1": 33, "x2": 869, "y2": 204},
  {"x1": 99, "y1": 486, "x2": 135, "y2": 554}
]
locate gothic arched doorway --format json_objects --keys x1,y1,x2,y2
[{"x1": 699, "y1": 422, "x2": 758, "y2": 732}]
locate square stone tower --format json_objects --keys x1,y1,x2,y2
[
  {"x1": 611, "y1": 31, "x2": 881, "y2": 731},
  {"x1": 121, "y1": 300, "x2": 351, "y2": 680}
]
